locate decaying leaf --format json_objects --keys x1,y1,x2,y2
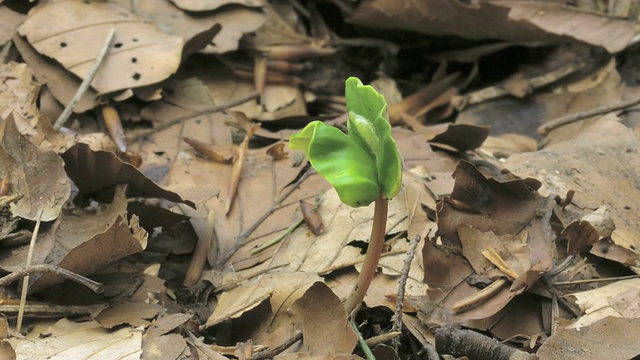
[
  {"x1": 506, "y1": 118, "x2": 640, "y2": 268},
  {"x1": 0, "y1": 115, "x2": 70, "y2": 221},
  {"x1": 0, "y1": 185, "x2": 147, "y2": 293}
]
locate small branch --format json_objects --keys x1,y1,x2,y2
[
  {"x1": 17, "y1": 210, "x2": 43, "y2": 333},
  {"x1": 344, "y1": 194, "x2": 388, "y2": 314},
  {"x1": 436, "y1": 325, "x2": 539, "y2": 360},
  {"x1": 250, "y1": 331, "x2": 303, "y2": 360},
  {"x1": 537, "y1": 95, "x2": 640, "y2": 135},
  {"x1": 451, "y1": 61, "x2": 586, "y2": 111},
  {"x1": 392, "y1": 234, "x2": 422, "y2": 349},
  {"x1": 0, "y1": 264, "x2": 104, "y2": 294},
  {"x1": 54, "y1": 28, "x2": 115, "y2": 130},
  {"x1": 217, "y1": 169, "x2": 313, "y2": 267},
  {"x1": 130, "y1": 91, "x2": 260, "y2": 141}
]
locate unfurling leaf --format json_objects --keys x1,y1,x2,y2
[{"x1": 289, "y1": 77, "x2": 402, "y2": 207}]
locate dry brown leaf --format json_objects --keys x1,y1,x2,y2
[
  {"x1": 348, "y1": 1, "x2": 637, "y2": 53},
  {"x1": 422, "y1": 161, "x2": 556, "y2": 320},
  {"x1": 12, "y1": 33, "x2": 98, "y2": 114},
  {"x1": 289, "y1": 282, "x2": 357, "y2": 356},
  {"x1": 62, "y1": 143, "x2": 195, "y2": 208},
  {"x1": 18, "y1": 1, "x2": 184, "y2": 94},
  {"x1": 204, "y1": 272, "x2": 322, "y2": 339},
  {"x1": 169, "y1": 0, "x2": 263, "y2": 12},
  {"x1": 0, "y1": 62, "x2": 40, "y2": 130},
  {"x1": 7, "y1": 318, "x2": 143, "y2": 359},
  {"x1": 0, "y1": 115, "x2": 70, "y2": 221},
  {"x1": 122, "y1": 0, "x2": 266, "y2": 54},
  {"x1": 538, "y1": 316, "x2": 640, "y2": 360},
  {"x1": 143, "y1": 313, "x2": 192, "y2": 343},
  {"x1": 567, "y1": 278, "x2": 640, "y2": 329},
  {"x1": 143, "y1": 333, "x2": 190, "y2": 360},
  {"x1": 96, "y1": 301, "x2": 161, "y2": 328},
  {"x1": 0, "y1": 185, "x2": 148, "y2": 293},
  {"x1": 505, "y1": 118, "x2": 640, "y2": 268},
  {"x1": 0, "y1": 6, "x2": 24, "y2": 46}
]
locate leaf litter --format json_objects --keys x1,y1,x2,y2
[{"x1": 2, "y1": 0, "x2": 640, "y2": 359}]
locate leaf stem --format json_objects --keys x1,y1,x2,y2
[{"x1": 344, "y1": 194, "x2": 388, "y2": 314}]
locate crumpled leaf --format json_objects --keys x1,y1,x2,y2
[
  {"x1": 18, "y1": 1, "x2": 184, "y2": 94},
  {"x1": 0, "y1": 185, "x2": 148, "y2": 293},
  {"x1": 0, "y1": 115, "x2": 69, "y2": 221},
  {"x1": 62, "y1": 143, "x2": 195, "y2": 208},
  {"x1": 422, "y1": 160, "x2": 556, "y2": 320},
  {"x1": 505, "y1": 118, "x2": 640, "y2": 268}
]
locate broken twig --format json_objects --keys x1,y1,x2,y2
[
  {"x1": 54, "y1": 28, "x2": 115, "y2": 130},
  {"x1": 0, "y1": 264, "x2": 104, "y2": 294},
  {"x1": 537, "y1": 95, "x2": 640, "y2": 135}
]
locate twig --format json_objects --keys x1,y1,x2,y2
[
  {"x1": 130, "y1": 91, "x2": 260, "y2": 141},
  {"x1": 226, "y1": 124, "x2": 260, "y2": 215},
  {"x1": 0, "y1": 264, "x2": 104, "y2": 294},
  {"x1": 54, "y1": 28, "x2": 115, "y2": 130},
  {"x1": 249, "y1": 331, "x2": 303, "y2": 360},
  {"x1": 553, "y1": 274, "x2": 640, "y2": 286},
  {"x1": 217, "y1": 169, "x2": 313, "y2": 267},
  {"x1": 451, "y1": 61, "x2": 586, "y2": 111},
  {"x1": 537, "y1": 95, "x2": 640, "y2": 135},
  {"x1": 392, "y1": 234, "x2": 422, "y2": 349},
  {"x1": 17, "y1": 210, "x2": 43, "y2": 333}
]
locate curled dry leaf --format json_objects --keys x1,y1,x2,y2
[
  {"x1": 183, "y1": 137, "x2": 236, "y2": 164},
  {"x1": 18, "y1": 1, "x2": 184, "y2": 94},
  {"x1": 62, "y1": 143, "x2": 195, "y2": 208}
]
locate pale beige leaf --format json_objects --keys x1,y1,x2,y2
[
  {"x1": 18, "y1": 1, "x2": 183, "y2": 93},
  {"x1": 8, "y1": 319, "x2": 142, "y2": 360},
  {"x1": 169, "y1": 0, "x2": 263, "y2": 12}
]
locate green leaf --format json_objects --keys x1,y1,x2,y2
[
  {"x1": 290, "y1": 121, "x2": 379, "y2": 207},
  {"x1": 289, "y1": 77, "x2": 402, "y2": 207},
  {"x1": 345, "y1": 77, "x2": 402, "y2": 200}
]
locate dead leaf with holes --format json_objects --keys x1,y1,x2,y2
[
  {"x1": 128, "y1": 0, "x2": 267, "y2": 54},
  {"x1": 0, "y1": 185, "x2": 147, "y2": 293},
  {"x1": 17, "y1": 0, "x2": 214, "y2": 94}
]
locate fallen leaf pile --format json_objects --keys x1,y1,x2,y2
[{"x1": 0, "y1": 1, "x2": 640, "y2": 359}]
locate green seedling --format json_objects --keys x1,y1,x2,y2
[{"x1": 290, "y1": 77, "x2": 402, "y2": 314}]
